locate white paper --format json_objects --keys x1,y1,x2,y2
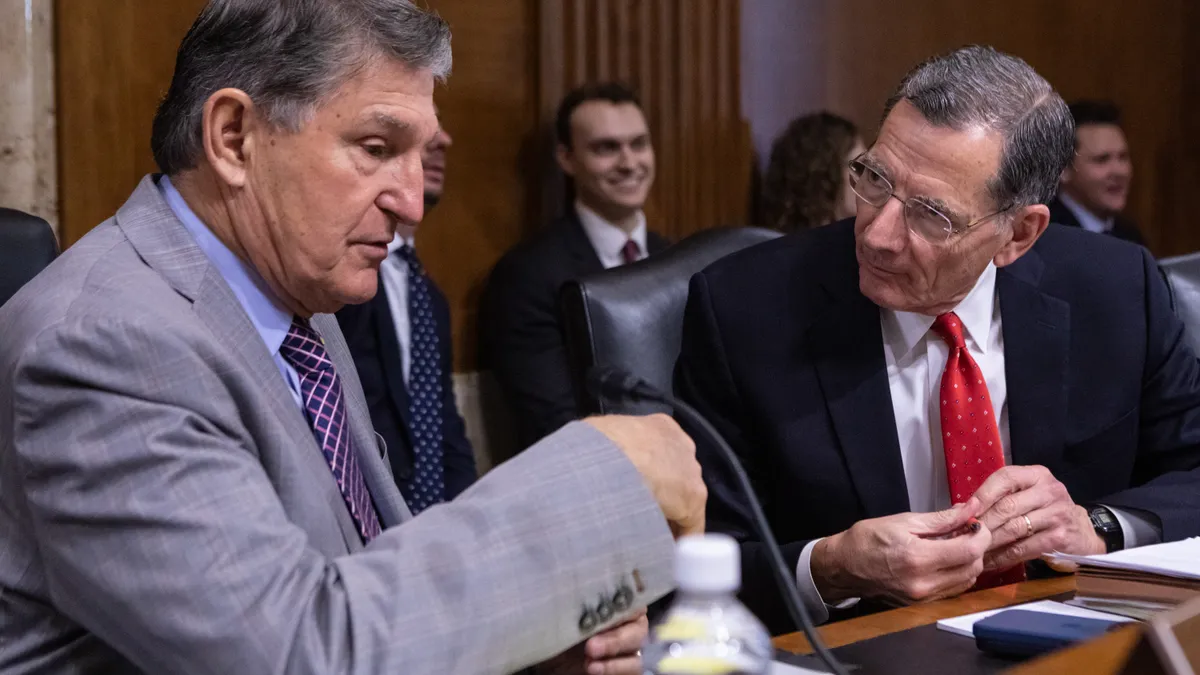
[
  {"x1": 934, "y1": 599, "x2": 1135, "y2": 639},
  {"x1": 1044, "y1": 537, "x2": 1200, "y2": 581}
]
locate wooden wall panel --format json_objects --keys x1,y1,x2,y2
[
  {"x1": 815, "y1": 0, "x2": 1195, "y2": 256},
  {"x1": 55, "y1": 0, "x2": 207, "y2": 246},
  {"x1": 419, "y1": 0, "x2": 540, "y2": 372},
  {"x1": 541, "y1": 0, "x2": 752, "y2": 242}
]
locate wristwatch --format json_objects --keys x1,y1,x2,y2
[{"x1": 1087, "y1": 505, "x2": 1124, "y2": 553}]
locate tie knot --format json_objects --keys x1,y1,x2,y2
[
  {"x1": 620, "y1": 239, "x2": 641, "y2": 265},
  {"x1": 279, "y1": 317, "x2": 334, "y2": 374},
  {"x1": 932, "y1": 312, "x2": 967, "y2": 349},
  {"x1": 395, "y1": 244, "x2": 423, "y2": 273}
]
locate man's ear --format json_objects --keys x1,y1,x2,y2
[
  {"x1": 555, "y1": 143, "x2": 576, "y2": 177},
  {"x1": 202, "y1": 88, "x2": 260, "y2": 188},
  {"x1": 994, "y1": 204, "x2": 1050, "y2": 268}
]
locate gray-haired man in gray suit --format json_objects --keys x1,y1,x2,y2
[{"x1": 0, "y1": 2, "x2": 705, "y2": 674}]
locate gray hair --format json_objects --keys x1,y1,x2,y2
[
  {"x1": 883, "y1": 45, "x2": 1074, "y2": 209},
  {"x1": 151, "y1": 0, "x2": 452, "y2": 175}
]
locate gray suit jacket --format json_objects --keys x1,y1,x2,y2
[{"x1": 0, "y1": 176, "x2": 675, "y2": 674}]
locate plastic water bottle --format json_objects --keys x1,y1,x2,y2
[{"x1": 642, "y1": 533, "x2": 773, "y2": 674}]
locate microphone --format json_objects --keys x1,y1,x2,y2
[{"x1": 587, "y1": 366, "x2": 850, "y2": 675}]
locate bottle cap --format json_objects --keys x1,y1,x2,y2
[{"x1": 675, "y1": 533, "x2": 740, "y2": 593}]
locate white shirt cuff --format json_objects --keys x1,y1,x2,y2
[{"x1": 796, "y1": 538, "x2": 859, "y2": 625}]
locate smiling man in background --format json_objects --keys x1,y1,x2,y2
[
  {"x1": 1048, "y1": 99, "x2": 1145, "y2": 245},
  {"x1": 480, "y1": 82, "x2": 671, "y2": 447}
]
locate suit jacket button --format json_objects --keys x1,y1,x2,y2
[
  {"x1": 579, "y1": 605, "x2": 599, "y2": 634},
  {"x1": 613, "y1": 584, "x2": 633, "y2": 612}
]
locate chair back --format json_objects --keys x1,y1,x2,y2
[
  {"x1": 561, "y1": 226, "x2": 782, "y2": 415},
  {"x1": 0, "y1": 208, "x2": 58, "y2": 309},
  {"x1": 1159, "y1": 251, "x2": 1200, "y2": 356}
]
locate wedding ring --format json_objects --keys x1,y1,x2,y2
[{"x1": 1023, "y1": 514, "x2": 1034, "y2": 538}]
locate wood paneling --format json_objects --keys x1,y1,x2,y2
[
  {"x1": 812, "y1": 0, "x2": 1197, "y2": 256},
  {"x1": 540, "y1": 0, "x2": 752, "y2": 242},
  {"x1": 419, "y1": 0, "x2": 540, "y2": 372},
  {"x1": 55, "y1": 0, "x2": 207, "y2": 246}
]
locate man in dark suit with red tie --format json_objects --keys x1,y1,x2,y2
[
  {"x1": 676, "y1": 46, "x2": 1200, "y2": 634},
  {"x1": 480, "y1": 82, "x2": 670, "y2": 447}
]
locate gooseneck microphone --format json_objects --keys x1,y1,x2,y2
[{"x1": 587, "y1": 366, "x2": 850, "y2": 675}]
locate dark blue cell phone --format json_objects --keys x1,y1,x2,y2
[{"x1": 973, "y1": 609, "x2": 1125, "y2": 658}]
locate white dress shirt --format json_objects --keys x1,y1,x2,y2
[
  {"x1": 378, "y1": 234, "x2": 417, "y2": 385},
  {"x1": 795, "y1": 263, "x2": 1155, "y2": 622},
  {"x1": 1058, "y1": 192, "x2": 1114, "y2": 235},
  {"x1": 575, "y1": 200, "x2": 649, "y2": 269}
]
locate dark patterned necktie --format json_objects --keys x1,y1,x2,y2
[
  {"x1": 279, "y1": 317, "x2": 382, "y2": 542},
  {"x1": 396, "y1": 245, "x2": 446, "y2": 514},
  {"x1": 932, "y1": 312, "x2": 1025, "y2": 588}
]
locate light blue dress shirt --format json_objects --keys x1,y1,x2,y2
[{"x1": 159, "y1": 176, "x2": 303, "y2": 409}]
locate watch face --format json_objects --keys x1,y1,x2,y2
[
  {"x1": 1089, "y1": 507, "x2": 1123, "y2": 552},
  {"x1": 1090, "y1": 509, "x2": 1117, "y2": 529}
]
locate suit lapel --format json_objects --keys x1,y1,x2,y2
[
  {"x1": 562, "y1": 211, "x2": 607, "y2": 275},
  {"x1": 647, "y1": 231, "x2": 670, "y2": 255},
  {"x1": 370, "y1": 279, "x2": 415, "y2": 447},
  {"x1": 313, "y1": 313, "x2": 413, "y2": 527},
  {"x1": 809, "y1": 286, "x2": 910, "y2": 518},
  {"x1": 997, "y1": 251, "x2": 1070, "y2": 468},
  {"x1": 190, "y1": 280, "x2": 368, "y2": 553}
]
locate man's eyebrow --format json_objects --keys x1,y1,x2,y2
[
  {"x1": 588, "y1": 132, "x2": 650, "y2": 146},
  {"x1": 366, "y1": 112, "x2": 416, "y2": 135},
  {"x1": 859, "y1": 154, "x2": 890, "y2": 178}
]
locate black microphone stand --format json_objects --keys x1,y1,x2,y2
[{"x1": 588, "y1": 367, "x2": 849, "y2": 675}]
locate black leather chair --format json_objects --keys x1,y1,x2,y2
[
  {"x1": 0, "y1": 208, "x2": 58, "y2": 309},
  {"x1": 1159, "y1": 251, "x2": 1200, "y2": 357},
  {"x1": 560, "y1": 226, "x2": 782, "y2": 416}
]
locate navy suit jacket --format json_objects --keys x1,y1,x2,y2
[
  {"x1": 676, "y1": 219, "x2": 1200, "y2": 634},
  {"x1": 479, "y1": 211, "x2": 670, "y2": 447},
  {"x1": 1049, "y1": 196, "x2": 1146, "y2": 247},
  {"x1": 336, "y1": 271, "x2": 476, "y2": 502}
]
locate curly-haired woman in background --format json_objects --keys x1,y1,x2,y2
[{"x1": 761, "y1": 112, "x2": 865, "y2": 232}]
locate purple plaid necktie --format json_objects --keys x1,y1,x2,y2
[{"x1": 279, "y1": 317, "x2": 382, "y2": 542}]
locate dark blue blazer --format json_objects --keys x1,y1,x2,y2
[
  {"x1": 336, "y1": 271, "x2": 476, "y2": 503},
  {"x1": 675, "y1": 218, "x2": 1200, "y2": 633},
  {"x1": 1048, "y1": 196, "x2": 1146, "y2": 247}
]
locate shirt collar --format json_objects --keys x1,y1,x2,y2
[
  {"x1": 1058, "y1": 192, "x2": 1114, "y2": 234},
  {"x1": 883, "y1": 262, "x2": 998, "y2": 360},
  {"x1": 574, "y1": 200, "x2": 648, "y2": 262},
  {"x1": 386, "y1": 232, "x2": 416, "y2": 254},
  {"x1": 159, "y1": 175, "x2": 294, "y2": 357}
]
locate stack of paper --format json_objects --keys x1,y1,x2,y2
[{"x1": 1046, "y1": 537, "x2": 1200, "y2": 619}]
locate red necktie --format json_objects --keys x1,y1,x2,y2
[
  {"x1": 932, "y1": 312, "x2": 1026, "y2": 588},
  {"x1": 620, "y1": 239, "x2": 641, "y2": 265}
]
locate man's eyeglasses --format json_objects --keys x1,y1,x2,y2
[{"x1": 847, "y1": 156, "x2": 1012, "y2": 244}]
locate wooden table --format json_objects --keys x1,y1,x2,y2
[
  {"x1": 773, "y1": 576, "x2": 1078, "y2": 654},
  {"x1": 772, "y1": 576, "x2": 1143, "y2": 674}
]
